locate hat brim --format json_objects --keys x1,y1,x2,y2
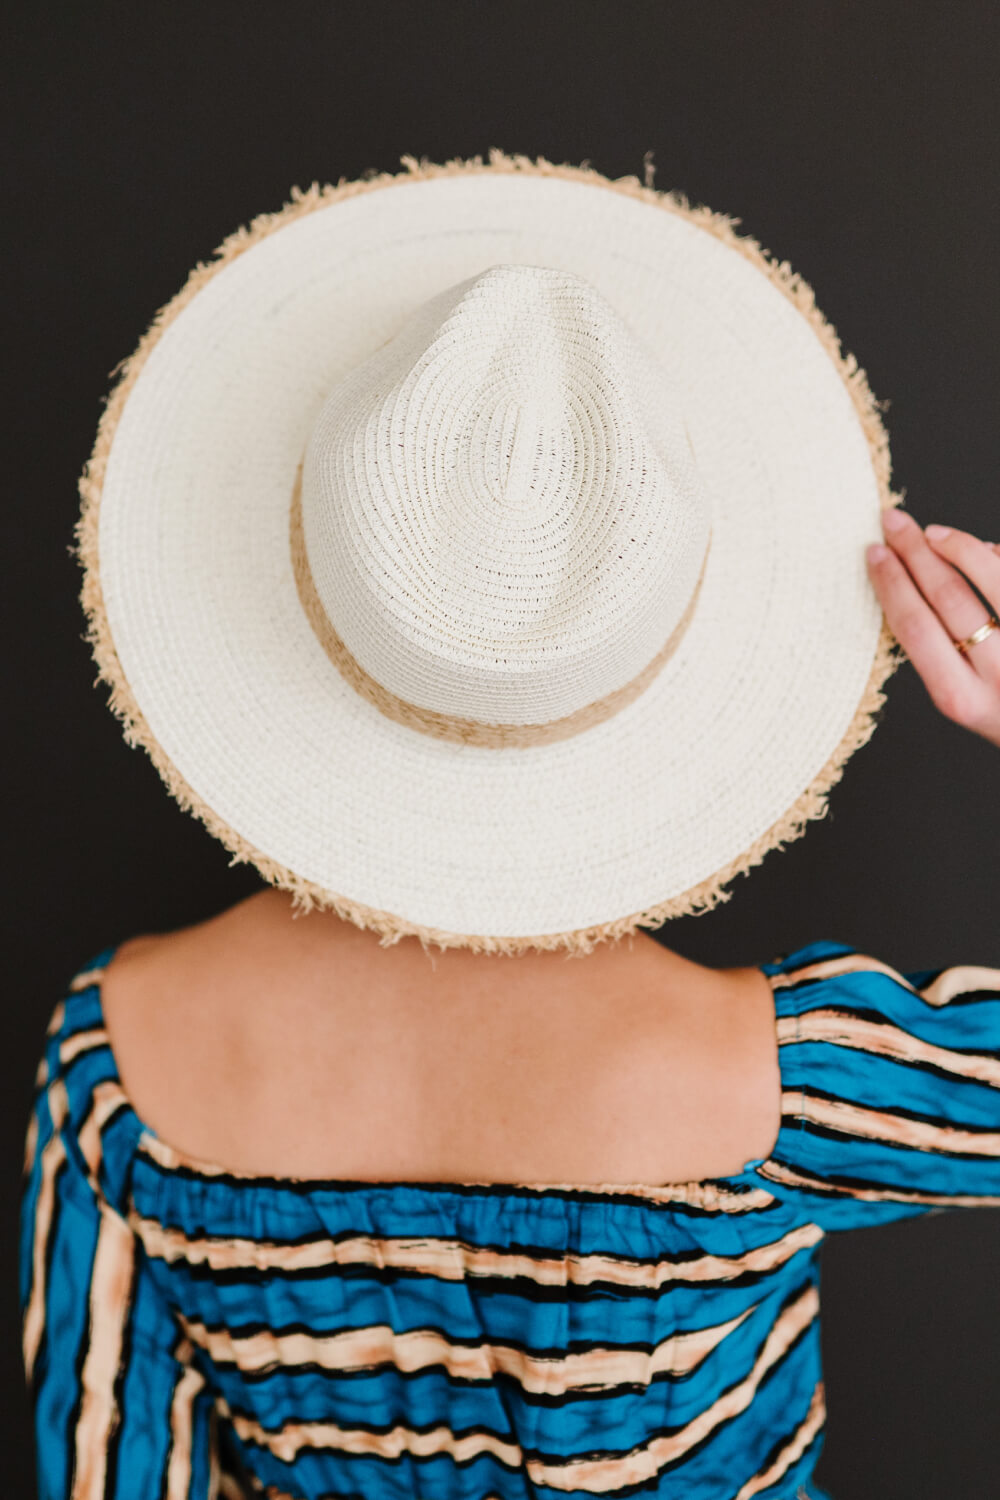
[{"x1": 79, "y1": 154, "x2": 902, "y2": 953}]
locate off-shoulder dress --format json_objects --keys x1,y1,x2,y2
[{"x1": 20, "y1": 940, "x2": 1000, "y2": 1500}]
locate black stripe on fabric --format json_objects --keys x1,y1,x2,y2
[
  {"x1": 794, "y1": 1122, "x2": 1000, "y2": 1165},
  {"x1": 659, "y1": 1282, "x2": 823, "y2": 1485},
  {"x1": 102, "y1": 1247, "x2": 140, "y2": 1499},
  {"x1": 214, "y1": 1355, "x2": 758, "y2": 1410},
  {"x1": 31, "y1": 1150, "x2": 69, "y2": 1396},
  {"x1": 755, "y1": 1416, "x2": 827, "y2": 1500},
  {"x1": 66, "y1": 1092, "x2": 135, "y2": 1167},
  {"x1": 137, "y1": 1218, "x2": 789, "y2": 1271},
  {"x1": 775, "y1": 971, "x2": 904, "y2": 1001},
  {"x1": 753, "y1": 1313, "x2": 820, "y2": 1408},
  {"x1": 92, "y1": 1097, "x2": 133, "y2": 1137},
  {"x1": 927, "y1": 988, "x2": 1000, "y2": 1007},
  {"x1": 216, "y1": 1421, "x2": 262, "y2": 1500},
  {"x1": 487, "y1": 1234, "x2": 740, "y2": 1270},
  {"x1": 187, "y1": 1313, "x2": 733, "y2": 1361},
  {"x1": 186, "y1": 1325, "x2": 787, "y2": 1410},
  {"x1": 791, "y1": 1002, "x2": 1000, "y2": 1050},
  {"x1": 748, "y1": 1399, "x2": 825, "y2": 1497},
  {"x1": 784, "y1": 1001, "x2": 888, "y2": 1024},
  {"x1": 234, "y1": 1433, "x2": 523, "y2": 1480},
  {"x1": 907, "y1": 970, "x2": 1000, "y2": 1005},
  {"x1": 786, "y1": 1003, "x2": 1000, "y2": 1072},
  {"x1": 156, "y1": 1331, "x2": 195, "y2": 1500},
  {"x1": 767, "y1": 1154, "x2": 985, "y2": 1200},
  {"x1": 801, "y1": 1040, "x2": 1000, "y2": 1094},
  {"x1": 225, "y1": 1401, "x2": 708, "y2": 1488},
  {"x1": 63, "y1": 1181, "x2": 95, "y2": 1500},
  {"x1": 779, "y1": 964, "x2": 1000, "y2": 1009},
  {"x1": 138, "y1": 1221, "x2": 745, "y2": 1270},
  {"x1": 77, "y1": 1095, "x2": 136, "y2": 1210},
  {"x1": 132, "y1": 1150, "x2": 765, "y2": 1216},
  {"x1": 224, "y1": 1293, "x2": 817, "y2": 1492},
  {"x1": 150, "y1": 1221, "x2": 350, "y2": 1251},
  {"x1": 785, "y1": 998, "x2": 994, "y2": 1033},
  {"x1": 56, "y1": 1009, "x2": 107, "y2": 1045},
  {"x1": 797, "y1": 1080, "x2": 1000, "y2": 1134},
  {"x1": 152, "y1": 1255, "x2": 786, "y2": 1302},
  {"x1": 60, "y1": 1039, "x2": 118, "y2": 1091}
]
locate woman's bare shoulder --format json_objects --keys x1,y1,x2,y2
[
  {"x1": 99, "y1": 891, "x2": 319, "y2": 1163},
  {"x1": 98, "y1": 895, "x2": 781, "y2": 1185}
]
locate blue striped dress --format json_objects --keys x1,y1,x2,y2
[{"x1": 20, "y1": 939, "x2": 1000, "y2": 1500}]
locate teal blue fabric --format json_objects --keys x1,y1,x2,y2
[{"x1": 20, "y1": 939, "x2": 1000, "y2": 1498}]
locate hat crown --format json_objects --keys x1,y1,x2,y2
[{"x1": 300, "y1": 263, "x2": 711, "y2": 731}]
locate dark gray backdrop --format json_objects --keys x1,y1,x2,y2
[{"x1": 6, "y1": 3, "x2": 999, "y2": 1495}]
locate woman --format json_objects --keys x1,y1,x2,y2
[{"x1": 20, "y1": 155, "x2": 1000, "y2": 1500}]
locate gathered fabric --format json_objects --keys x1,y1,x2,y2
[{"x1": 21, "y1": 940, "x2": 1000, "y2": 1499}]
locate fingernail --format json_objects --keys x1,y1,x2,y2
[
  {"x1": 881, "y1": 508, "x2": 907, "y2": 532},
  {"x1": 925, "y1": 524, "x2": 952, "y2": 541},
  {"x1": 867, "y1": 544, "x2": 889, "y2": 563}
]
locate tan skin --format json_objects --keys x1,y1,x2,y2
[{"x1": 101, "y1": 513, "x2": 1000, "y2": 1187}]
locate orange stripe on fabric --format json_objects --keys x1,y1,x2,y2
[
  {"x1": 918, "y1": 965, "x2": 1000, "y2": 1008},
  {"x1": 71, "y1": 1209, "x2": 135, "y2": 1500},
  {"x1": 734, "y1": 1381, "x2": 825, "y2": 1499},
  {"x1": 795, "y1": 1090, "x2": 1000, "y2": 1157},
  {"x1": 164, "y1": 1359, "x2": 208, "y2": 1500},
  {"x1": 132, "y1": 1213, "x2": 822, "y2": 1290},
  {"x1": 759, "y1": 1158, "x2": 1000, "y2": 1208},
  {"x1": 23, "y1": 1080, "x2": 69, "y2": 1383},
  {"x1": 769, "y1": 954, "x2": 913, "y2": 992},
  {"x1": 789, "y1": 1009, "x2": 1000, "y2": 1089},
  {"x1": 180, "y1": 1304, "x2": 756, "y2": 1394},
  {"x1": 215, "y1": 1286, "x2": 819, "y2": 1493}
]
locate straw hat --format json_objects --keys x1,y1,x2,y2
[{"x1": 77, "y1": 151, "x2": 903, "y2": 956}]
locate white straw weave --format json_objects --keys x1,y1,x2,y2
[
  {"x1": 301, "y1": 264, "x2": 711, "y2": 733},
  {"x1": 82, "y1": 158, "x2": 899, "y2": 951}
]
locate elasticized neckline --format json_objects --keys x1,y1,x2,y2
[{"x1": 64, "y1": 937, "x2": 856, "y2": 1205}]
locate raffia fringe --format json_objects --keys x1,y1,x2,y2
[{"x1": 75, "y1": 149, "x2": 905, "y2": 957}]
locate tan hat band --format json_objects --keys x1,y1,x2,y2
[
  {"x1": 80, "y1": 155, "x2": 899, "y2": 952},
  {"x1": 290, "y1": 467, "x2": 711, "y2": 749}
]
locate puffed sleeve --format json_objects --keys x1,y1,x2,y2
[
  {"x1": 19, "y1": 995, "x2": 232, "y2": 1499},
  {"x1": 754, "y1": 941, "x2": 1000, "y2": 1231}
]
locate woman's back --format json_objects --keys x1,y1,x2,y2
[
  {"x1": 25, "y1": 147, "x2": 1000, "y2": 1500},
  {"x1": 23, "y1": 910, "x2": 1000, "y2": 1500},
  {"x1": 98, "y1": 890, "x2": 782, "y2": 1186}
]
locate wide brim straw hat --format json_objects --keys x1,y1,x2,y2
[{"x1": 78, "y1": 151, "x2": 903, "y2": 956}]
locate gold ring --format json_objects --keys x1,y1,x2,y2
[{"x1": 955, "y1": 615, "x2": 999, "y2": 654}]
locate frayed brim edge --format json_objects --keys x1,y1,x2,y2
[{"x1": 75, "y1": 148, "x2": 905, "y2": 957}]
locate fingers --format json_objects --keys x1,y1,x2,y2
[
  {"x1": 866, "y1": 515, "x2": 995, "y2": 729},
  {"x1": 924, "y1": 523, "x2": 1000, "y2": 625},
  {"x1": 866, "y1": 544, "x2": 985, "y2": 723},
  {"x1": 879, "y1": 509, "x2": 1000, "y2": 655}
]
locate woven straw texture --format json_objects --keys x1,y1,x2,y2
[
  {"x1": 77, "y1": 151, "x2": 904, "y2": 955},
  {"x1": 294, "y1": 262, "x2": 712, "y2": 747}
]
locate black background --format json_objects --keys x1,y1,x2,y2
[{"x1": 5, "y1": 3, "x2": 1000, "y2": 1495}]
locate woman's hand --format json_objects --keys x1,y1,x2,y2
[{"x1": 866, "y1": 510, "x2": 1000, "y2": 748}]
